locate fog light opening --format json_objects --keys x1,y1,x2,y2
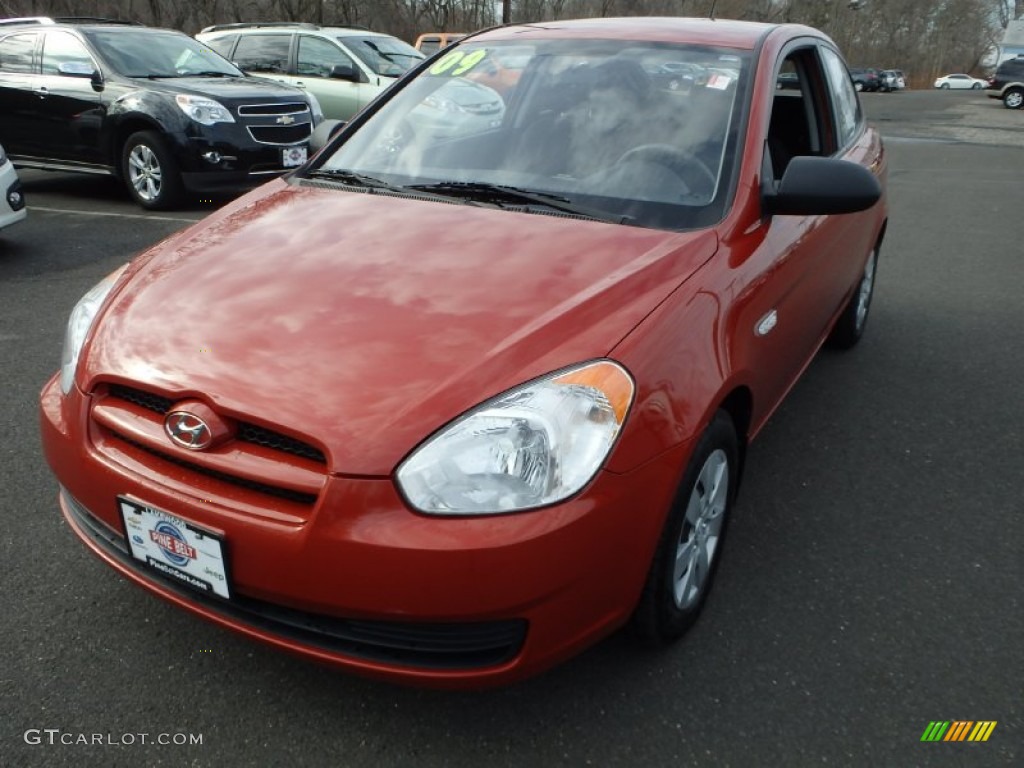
[{"x1": 201, "y1": 151, "x2": 223, "y2": 165}]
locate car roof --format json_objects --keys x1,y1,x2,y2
[{"x1": 474, "y1": 17, "x2": 806, "y2": 50}]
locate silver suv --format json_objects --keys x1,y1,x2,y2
[{"x1": 197, "y1": 23, "x2": 425, "y2": 121}]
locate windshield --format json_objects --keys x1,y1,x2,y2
[
  {"x1": 311, "y1": 39, "x2": 749, "y2": 231},
  {"x1": 88, "y1": 29, "x2": 242, "y2": 78},
  {"x1": 345, "y1": 35, "x2": 425, "y2": 77}
]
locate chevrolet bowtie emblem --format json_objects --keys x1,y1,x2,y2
[{"x1": 276, "y1": 115, "x2": 296, "y2": 125}]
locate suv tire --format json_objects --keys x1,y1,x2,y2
[
  {"x1": 1004, "y1": 88, "x2": 1024, "y2": 109},
  {"x1": 122, "y1": 131, "x2": 184, "y2": 210}
]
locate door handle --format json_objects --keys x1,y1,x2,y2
[{"x1": 293, "y1": 81, "x2": 307, "y2": 88}]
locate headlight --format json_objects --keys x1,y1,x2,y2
[
  {"x1": 175, "y1": 95, "x2": 235, "y2": 126},
  {"x1": 396, "y1": 360, "x2": 634, "y2": 515},
  {"x1": 0, "y1": 144, "x2": 7, "y2": 165},
  {"x1": 60, "y1": 265, "x2": 128, "y2": 394}
]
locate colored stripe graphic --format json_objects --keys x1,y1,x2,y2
[
  {"x1": 945, "y1": 721, "x2": 972, "y2": 741},
  {"x1": 921, "y1": 721, "x2": 997, "y2": 742},
  {"x1": 968, "y1": 722, "x2": 997, "y2": 742},
  {"x1": 921, "y1": 722, "x2": 950, "y2": 741}
]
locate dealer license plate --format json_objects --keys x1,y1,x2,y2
[
  {"x1": 119, "y1": 497, "x2": 230, "y2": 599},
  {"x1": 282, "y1": 145, "x2": 308, "y2": 167}
]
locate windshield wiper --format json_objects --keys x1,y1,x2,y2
[
  {"x1": 405, "y1": 181, "x2": 630, "y2": 224},
  {"x1": 306, "y1": 169, "x2": 406, "y2": 192},
  {"x1": 305, "y1": 169, "x2": 472, "y2": 205},
  {"x1": 183, "y1": 71, "x2": 239, "y2": 78}
]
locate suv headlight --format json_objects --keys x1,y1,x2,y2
[
  {"x1": 0, "y1": 144, "x2": 7, "y2": 165},
  {"x1": 396, "y1": 361, "x2": 634, "y2": 515},
  {"x1": 175, "y1": 95, "x2": 235, "y2": 126},
  {"x1": 60, "y1": 265, "x2": 128, "y2": 394}
]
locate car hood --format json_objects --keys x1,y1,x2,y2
[
  {"x1": 137, "y1": 75, "x2": 309, "y2": 101},
  {"x1": 84, "y1": 181, "x2": 717, "y2": 474}
]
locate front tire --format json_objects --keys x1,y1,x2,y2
[
  {"x1": 828, "y1": 248, "x2": 878, "y2": 349},
  {"x1": 632, "y1": 410, "x2": 738, "y2": 645},
  {"x1": 940, "y1": 83, "x2": 950, "y2": 89},
  {"x1": 1004, "y1": 88, "x2": 1024, "y2": 109},
  {"x1": 122, "y1": 131, "x2": 184, "y2": 210}
]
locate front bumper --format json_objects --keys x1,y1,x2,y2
[{"x1": 40, "y1": 374, "x2": 688, "y2": 688}]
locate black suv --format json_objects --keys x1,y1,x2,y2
[
  {"x1": 0, "y1": 17, "x2": 321, "y2": 208},
  {"x1": 849, "y1": 67, "x2": 881, "y2": 92},
  {"x1": 987, "y1": 56, "x2": 1024, "y2": 109}
]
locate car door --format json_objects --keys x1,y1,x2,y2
[
  {"x1": 37, "y1": 30, "x2": 105, "y2": 165},
  {"x1": 294, "y1": 34, "x2": 366, "y2": 120},
  {"x1": 0, "y1": 31, "x2": 42, "y2": 156},
  {"x1": 734, "y1": 44, "x2": 861, "y2": 409}
]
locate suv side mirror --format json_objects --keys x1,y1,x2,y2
[
  {"x1": 329, "y1": 63, "x2": 361, "y2": 82},
  {"x1": 763, "y1": 156, "x2": 881, "y2": 216},
  {"x1": 58, "y1": 61, "x2": 99, "y2": 79}
]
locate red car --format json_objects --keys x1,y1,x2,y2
[{"x1": 41, "y1": 17, "x2": 886, "y2": 688}]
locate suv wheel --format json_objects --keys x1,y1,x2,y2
[
  {"x1": 1004, "y1": 88, "x2": 1024, "y2": 109},
  {"x1": 122, "y1": 131, "x2": 184, "y2": 210}
]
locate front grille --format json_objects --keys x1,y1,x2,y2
[
  {"x1": 112, "y1": 431, "x2": 318, "y2": 506},
  {"x1": 247, "y1": 124, "x2": 313, "y2": 145},
  {"x1": 107, "y1": 384, "x2": 325, "y2": 464},
  {"x1": 63, "y1": 489, "x2": 528, "y2": 671},
  {"x1": 238, "y1": 102, "x2": 310, "y2": 117}
]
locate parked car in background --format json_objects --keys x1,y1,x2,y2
[
  {"x1": 414, "y1": 32, "x2": 466, "y2": 54},
  {"x1": 986, "y1": 55, "x2": 1024, "y2": 109},
  {"x1": 42, "y1": 17, "x2": 887, "y2": 689},
  {"x1": 933, "y1": 73, "x2": 986, "y2": 89},
  {"x1": 0, "y1": 17, "x2": 320, "y2": 209},
  {"x1": 198, "y1": 23, "x2": 425, "y2": 122},
  {"x1": 0, "y1": 142, "x2": 27, "y2": 232},
  {"x1": 849, "y1": 66, "x2": 881, "y2": 91},
  {"x1": 878, "y1": 70, "x2": 904, "y2": 91}
]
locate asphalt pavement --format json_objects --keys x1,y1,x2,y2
[{"x1": 0, "y1": 89, "x2": 1020, "y2": 767}]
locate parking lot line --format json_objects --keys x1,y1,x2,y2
[{"x1": 29, "y1": 205, "x2": 202, "y2": 224}]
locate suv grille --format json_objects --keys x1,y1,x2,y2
[
  {"x1": 237, "y1": 102, "x2": 313, "y2": 145},
  {"x1": 247, "y1": 124, "x2": 312, "y2": 144}
]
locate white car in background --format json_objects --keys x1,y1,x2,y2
[
  {"x1": 933, "y1": 73, "x2": 987, "y2": 89},
  {"x1": 0, "y1": 143, "x2": 27, "y2": 232}
]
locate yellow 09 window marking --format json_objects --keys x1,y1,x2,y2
[{"x1": 429, "y1": 49, "x2": 487, "y2": 76}]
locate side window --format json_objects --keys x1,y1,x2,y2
[
  {"x1": 233, "y1": 34, "x2": 291, "y2": 74},
  {"x1": 0, "y1": 33, "x2": 38, "y2": 74},
  {"x1": 41, "y1": 31, "x2": 96, "y2": 76},
  {"x1": 820, "y1": 47, "x2": 861, "y2": 148},
  {"x1": 766, "y1": 47, "x2": 832, "y2": 179},
  {"x1": 202, "y1": 35, "x2": 236, "y2": 60},
  {"x1": 297, "y1": 36, "x2": 355, "y2": 78}
]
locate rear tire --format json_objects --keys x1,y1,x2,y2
[
  {"x1": 122, "y1": 130, "x2": 184, "y2": 210},
  {"x1": 971, "y1": 82, "x2": 981, "y2": 90},
  {"x1": 632, "y1": 410, "x2": 738, "y2": 645},
  {"x1": 828, "y1": 248, "x2": 878, "y2": 350}
]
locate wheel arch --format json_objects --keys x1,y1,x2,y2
[
  {"x1": 110, "y1": 117, "x2": 166, "y2": 178},
  {"x1": 714, "y1": 386, "x2": 753, "y2": 484}
]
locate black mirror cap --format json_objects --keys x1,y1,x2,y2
[
  {"x1": 330, "y1": 63, "x2": 359, "y2": 82},
  {"x1": 763, "y1": 156, "x2": 881, "y2": 216},
  {"x1": 310, "y1": 119, "x2": 345, "y2": 153}
]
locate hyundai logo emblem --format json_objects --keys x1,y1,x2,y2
[{"x1": 165, "y1": 411, "x2": 213, "y2": 450}]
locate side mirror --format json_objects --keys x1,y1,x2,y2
[
  {"x1": 58, "y1": 61, "x2": 99, "y2": 79},
  {"x1": 329, "y1": 63, "x2": 360, "y2": 82},
  {"x1": 310, "y1": 119, "x2": 345, "y2": 153},
  {"x1": 763, "y1": 156, "x2": 881, "y2": 216}
]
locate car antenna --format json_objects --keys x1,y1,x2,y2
[{"x1": 709, "y1": 0, "x2": 718, "y2": 19}]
